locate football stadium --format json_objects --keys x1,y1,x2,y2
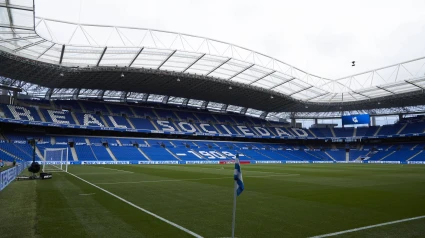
[{"x1": 1, "y1": 0, "x2": 425, "y2": 237}]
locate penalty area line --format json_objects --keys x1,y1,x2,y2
[
  {"x1": 310, "y1": 215, "x2": 425, "y2": 238},
  {"x1": 66, "y1": 171, "x2": 203, "y2": 238}
]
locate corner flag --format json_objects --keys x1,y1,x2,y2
[{"x1": 234, "y1": 156, "x2": 244, "y2": 196}]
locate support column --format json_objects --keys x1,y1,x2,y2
[
  {"x1": 371, "y1": 116, "x2": 376, "y2": 126},
  {"x1": 291, "y1": 118, "x2": 296, "y2": 128}
]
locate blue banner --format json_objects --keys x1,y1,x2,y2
[
  {"x1": 0, "y1": 163, "x2": 26, "y2": 192},
  {"x1": 342, "y1": 114, "x2": 370, "y2": 125}
]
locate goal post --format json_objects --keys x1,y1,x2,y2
[{"x1": 43, "y1": 147, "x2": 69, "y2": 172}]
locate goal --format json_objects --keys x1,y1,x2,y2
[{"x1": 43, "y1": 148, "x2": 69, "y2": 172}]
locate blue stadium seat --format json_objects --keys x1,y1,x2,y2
[
  {"x1": 109, "y1": 146, "x2": 147, "y2": 161},
  {"x1": 154, "y1": 109, "x2": 179, "y2": 120},
  {"x1": 333, "y1": 128, "x2": 354, "y2": 137},
  {"x1": 129, "y1": 118, "x2": 156, "y2": 130},
  {"x1": 107, "y1": 103, "x2": 135, "y2": 116},
  {"x1": 141, "y1": 147, "x2": 178, "y2": 161},
  {"x1": 79, "y1": 101, "x2": 110, "y2": 114},
  {"x1": 54, "y1": 100, "x2": 83, "y2": 111}
]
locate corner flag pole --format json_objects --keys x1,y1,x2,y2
[
  {"x1": 232, "y1": 154, "x2": 244, "y2": 238},
  {"x1": 231, "y1": 180, "x2": 237, "y2": 238}
]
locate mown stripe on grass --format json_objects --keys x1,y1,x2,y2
[
  {"x1": 67, "y1": 171, "x2": 204, "y2": 238},
  {"x1": 95, "y1": 174, "x2": 300, "y2": 185}
]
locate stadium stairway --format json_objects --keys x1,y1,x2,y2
[
  {"x1": 137, "y1": 148, "x2": 151, "y2": 161},
  {"x1": 353, "y1": 127, "x2": 357, "y2": 137},
  {"x1": 324, "y1": 151, "x2": 336, "y2": 161},
  {"x1": 397, "y1": 124, "x2": 408, "y2": 135},
  {"x1": 0, "y1": 147, "x2": 25, "y2": 162},
  {"x1": 373, "y1": 127, "x2": 382, "y2": 136},
  {"x1": 330, "y1": 127, "x2": 336, "y2": 137},
  {"x1": 71, "y1": 112, "x2": 81, "y2": 125},
  {"x1": 165, "y1": 148, "x2": 182, "y2": 161},
  {"x1": 105, "y1": 147, "x2": 117, "y2": 161},
  {"x1": 407, "y1": 150, "x2": 423, "y2": 161},
  {"x1": 308, "y1": 129, "x2": 317, "y2": 138},
  {"x1": 149, "y1": 119, "x2": 160, "y2": 130},
  {"x1": 125, "y1": 116, "x2": 136, "y2": 129},
  {"x1": 105, "y1": 104, "x2": 114, "y2": 115},
  {"x1": 128, "y1": 107, "x2": 137, "y2": 118},
  {"x1": 100, "y1": 116, "x2": 110, "y2": 127},
  {"x1": 304, "y1": 151, "x2": 324, "y2": 160},
  {"x1": 379, "y1": 151, "x2": 396, "y2": 161},
  {"x1": 190, "y1": 149, "x2": 205, "y2": 159},
  {"x1": 254, "y1": 150, "x2": 275, "y2": 160},
  {"x1": 70, "y1": 147, "x2": 79, "y2": 161},
  {"x1": 36, "y1": 108, "x2": 47, "y2": 122},
  {"x1": 78, "y1": 101, "x2": 87, "y2": 113}
]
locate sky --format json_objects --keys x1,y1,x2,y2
[{"x1": 34, "y1": 0, "x2": 425, "y2": 79}]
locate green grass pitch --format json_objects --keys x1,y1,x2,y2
[{"x1": 1, "y1": 163, "x2": 425, "y2": 237}]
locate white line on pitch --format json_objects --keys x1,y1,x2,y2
[
  {"x1": 96, "y1": 174, "x2": 300, "y2": 185},
  {"x1": 79, "y1": 193, "x2": 95, "y2": 196},
  {"x1": 67, "y1": 172, "x2": 203, "y2": 238},
  {"x1": 74, "y1": 172, "x2": 131, "y2": 175},
  {"x1": 309, "y1": 215, "x2": 425, "y2": 238},
  {"x1": 95, "y1": 166, "x2": 134, "y2": 173}
]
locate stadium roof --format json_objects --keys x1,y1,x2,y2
[{"x1": 1, "y1": 0, "x2": 425, "y2": 118}]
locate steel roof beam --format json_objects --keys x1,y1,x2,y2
[
  {"x1": 128, "y1": 47, "x2": 143, "y2": 67},
  {"x1": 269, "y1": 77, "x2": 295, "y2": 90},
  {"x1": 206, "y1": 58, "x2": 231, "y2": 76},
  {"x1": 13, "y1": 39, "x2": 46, "y2": 52},
  {"x1": 96, "y1": 47, "x2": 107, "y2": 66},
  {"x1": 376, "y1": 86, "x2": 395, "y2": 94},
  {"x1": 0, "y1": 23, "x2": 33, "y2": 31},
  {"x1": 306, "y1": 92, "x2": 330, "y2": 101},
  {"x1": 288, "y1": 86, "x2": 314, "y2": 96},
  {"x1": 0, "y1": 2, "x2": 33, "y2": 11},
  {"x1": 183, "y1": 53, "x2": 205, "y2": 72},
  {"x1": 59, "y1": 45, "x2": 65, "y2": 65},
  {"x1": 405, "y1": 80, "x2": 425, "y2": 90},
  {"x1": 157, "y1": 50, "x2": 176, "y2": 70},
  {"x1": 227, "y1": 64, "x2": 254, "y2": 80},
  {"x1": 37, "y1": 43, "x2": 54, "y2": 59},
  {"x1": 352, "y1": 91, "x2": 371, "y2": 99},
  {"x1": 0, "y1": 35, "x2": 39, "y2": 43},
  {"x1": 249, "y1": 70, "x2": 276, "y2": 85}
]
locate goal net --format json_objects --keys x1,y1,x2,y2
[{"x1": 43, "y1": 148, "x2": 69, "y2": 172}]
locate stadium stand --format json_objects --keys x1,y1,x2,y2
[{"x1": 0, "y1": 100, "x2": 425, "y2": 163}]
